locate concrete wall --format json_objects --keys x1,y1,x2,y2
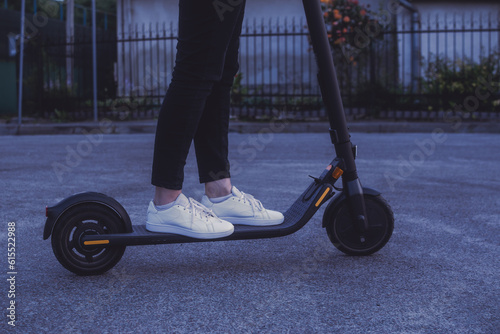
[
  {"x1": 117, "y1": 0, "x2": 386, "y2": 28},
  {"x1": 119, "y1": 0, "x2": 310, "y2": 28},
  {"x1": 417, "y1": 1, "x2": 499, "y2": 61},
  {"x1": 397, "y1": 1, "x2": 500, "y2": 88}
]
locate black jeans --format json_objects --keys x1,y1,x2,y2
[{"x1": 152, "y1": 0, "x2": 246, "y2": 190}]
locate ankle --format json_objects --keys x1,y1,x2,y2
[
  {"x1": 154, "y1": 187, "x2": 182, "y2": 206},
  {"x1": 205, "y1": 178, "x2": 232, "y2": 198}
]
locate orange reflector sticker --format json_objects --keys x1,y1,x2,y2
[
  {"x1": 315, "y1": 188, "x2": 331, "y2": 207},
  {"x1": 332, "y1": 167, "x2": 344, "y2": 179},
  {"x1": 84, "y1": 240, "x2": 110, "y2": 246}
]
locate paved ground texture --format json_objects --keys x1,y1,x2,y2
[{"x1": 0, "y1": 129, "x2": 499, "y2": 333}]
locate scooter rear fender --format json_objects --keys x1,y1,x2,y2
[{"x1": 43, "y1": 192, "x2": 133, "y2": 240}]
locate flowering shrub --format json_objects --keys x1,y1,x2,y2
[
  {"x1": 320, "y1": 0, "x2": 378, "y2": 58},
  {"x1": 423, "y1": 54, "x2": 500, "y2": 112}
]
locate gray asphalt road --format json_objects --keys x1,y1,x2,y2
[{"x1": 0, "y1": 130, "x2": 499, "y2": 333}]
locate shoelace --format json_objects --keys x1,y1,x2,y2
[
  {"x1": 238, "y1": 191, "x2": 264, "y2": 214},
  {"x1": 187, "y1": 197, "x2": 218, "y2": 224}
]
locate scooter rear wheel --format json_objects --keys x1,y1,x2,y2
[
  {"x1": 51, "y1": 202, "x2": 126, "y2": 275},
  {"x1": 323, "y1": 194, "x2": 394, "y2": 256}
]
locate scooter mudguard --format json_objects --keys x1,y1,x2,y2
[
  {"x1": 43, "y1": 192, "x2": 133, "y2": 240},
  {"x1": 321, "y1": 187, "x2": 381, "y2": 228}
]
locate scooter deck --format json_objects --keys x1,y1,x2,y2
[{"x1": 82, "y1": 182, "x2": 334, "y2": 247}]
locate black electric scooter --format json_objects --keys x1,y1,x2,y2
[{"x1": 43, "y1": 0, "x2": 394, "y2": 276}]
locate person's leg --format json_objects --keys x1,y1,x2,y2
[
  {"x1": 205, "y1": 178, "x2": 232, "y2": 198},
  {"x1": 154, "y1": 188, "x2": 182, "y2": 206},
  {"x1": 151, "y1": 0, "x2": 247, "y2": 205},
  {"x1": 194, "y1": 1, "x2": 246, "y2": 198},
  {"x1": 195, "y1": 2, "x2": 283, "y2": 226},
  {"x1": 187, "y1": 1, "x2": 282, "y2": 225}
]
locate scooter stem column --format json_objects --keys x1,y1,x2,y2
[
  {"x1": 302, "y1": 0, "x2": 369, "y2": 232},
  {"x1": 301, "y1": 0, "x2": 356, "y2": 179}
]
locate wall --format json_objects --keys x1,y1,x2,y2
[{"x1": 397, "y1": 1, "x2": 500, "y2": 89}]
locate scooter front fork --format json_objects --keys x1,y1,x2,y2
[
  {"x1": 316, "y1": 156, "x2": 369, "y2": 237},
  {"x1": 330, "y1": 135, "x2": 369, "y2": 236},
  {"x1": 344, "y1": 178, "x2": 369, "y2": 237}
]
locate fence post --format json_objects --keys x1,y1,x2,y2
[
  {"x1": 92, "y1": 0, "x2": 98, "y2": 122},
  {"x1": 66, "y1": 0, "x2": 74, "y2": 89},
  {"x1": 17, "y1": 0, "x2": 26, "y2": 133},
  {"x1": 369, "y1": 42, "x2": 376, "y2": 117}
]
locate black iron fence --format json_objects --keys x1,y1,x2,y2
[
  {"x1": 2, "y1": 0, "x2": 116, "y2": 31},
  {"x1": 3, "y1": 10, "x2": 500, "y2": 121},
  {"x1": 0, "y1": 7, "x2": 116, "y2": 118}
]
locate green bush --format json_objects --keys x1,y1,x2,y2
[{"x1": 423, "y1": 53, "x2": 500, "y2": 112}]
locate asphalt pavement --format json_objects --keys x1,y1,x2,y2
[{"x1": 0, "y1": 128, "x2": 499, "y2": 333}]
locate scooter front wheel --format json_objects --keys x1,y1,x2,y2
[
  {"x1": 323, "y1": 193, "x2": 394, "y2": 256},
  {"x1": 51, "y1": 202, "x2": 127, "y2": 275}
]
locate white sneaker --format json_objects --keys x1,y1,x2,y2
[
  {"x1": 201, "y1": 186, "x2": 284, "y2": 226},
  {"x1": 146, "y1": 193, "x2": 234, "y2": 239}
]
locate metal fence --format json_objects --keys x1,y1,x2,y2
[
  {"x1": 4, "y1": 11, "x2": 500, "y2": 121},
  {"x1": 114, "y1": 18, "x2": 326, "y2": 121},
  {"x1": 3, "y1": 0, "x2": 116, "y2": 31},
  {"x1": 0, "y1": 7, "x2": 116, "y2": 118}
]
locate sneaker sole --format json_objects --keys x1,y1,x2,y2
[
  {"x1": 219, "y1": 216, "x2": 284, "y2": 226},
  {"x1": 145, "y1": 223, "x2": 234, "y2": 239}
]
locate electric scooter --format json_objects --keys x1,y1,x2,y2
[{"x1": 43, "y1": 0, "x2": 394, "y2": 276}]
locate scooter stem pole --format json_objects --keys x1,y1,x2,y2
[
  {"x1": 302, "y1": 0, "x2": 348, "y2": 135},
  {"x1": 301, "y1": 0, "x2": 357, "y2": 179},
  {"x1": 302, "y1": 0, "x2": 368, "y2": 232}
]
